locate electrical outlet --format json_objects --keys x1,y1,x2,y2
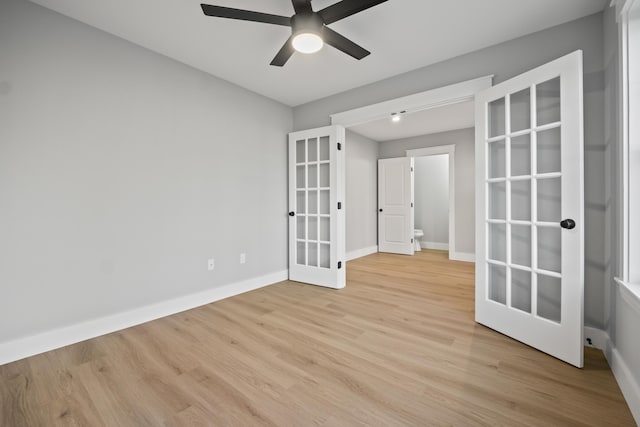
[
  {"x1": 240, "y1": 253, "x2": 246, "y2": 264},
  {"x1": 208, "y1": 258, "x2": 215, "y2": 271}
]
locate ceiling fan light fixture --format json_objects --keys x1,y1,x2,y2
[{"x1": 292, "y1": 32, "x2": 324, "y2": 54}]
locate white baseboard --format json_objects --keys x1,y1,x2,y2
[
  {"x1": 346, "y1": 245, "x2": 378, "y2": 261},
  {"x1": 608, "y1": 345, "x2": 640, "y2": 424},
  {"x1": 449, "y1": 251, "x2": 475, "y2": 262},
  {"x1": 584, "y1": 326, "x2": 607, "y2": 350},
  {"x1": 420, "y1": 241, "x2": 449, "y2": 251},
  {"x1": 0, "y1": 270, "x2": 288, "y2": 366}
]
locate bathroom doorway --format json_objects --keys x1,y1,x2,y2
[{"x1": 413, "y1": 153, "x2": 450, "y2": 252}]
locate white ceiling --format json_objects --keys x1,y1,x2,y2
[
  {"x1": 29, "y1": 0, "x2": 607, "y2": 106},
  {"x1": 349, "y1": 100, "x2": 474, "y2": 142}
]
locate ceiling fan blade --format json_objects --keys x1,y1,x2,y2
[
  {"x1": 201, "y1": 4, "x2": 291, "y2": 26},
  {"x1": 291, "y1": 0, "x2": 313, "y2": 14},
  {"x1": 322, "y1": 27, "x2": 370, "y2": 60},
  {"x1": 270, "y1": 36, "x2": 295, "y2": 66},
  {"x1": 318, "y1": 0, "x2": 388, "y2": 25}
]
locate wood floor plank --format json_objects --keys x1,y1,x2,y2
[{"x1": 0, "y1": 250, "x2": 635, "y2": 426}]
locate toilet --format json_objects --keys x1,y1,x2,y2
[{"x1": 414, "y1": 229, "x2": 424, "y2": 251}]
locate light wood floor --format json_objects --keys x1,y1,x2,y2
[{"x1": 1, "y1": 250, "x2": 635, "y2": 426}]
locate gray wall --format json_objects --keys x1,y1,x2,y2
[
  {"x1": 345, "y1": 130, "x2": 378, "y2": 254},
  {"x1": 380, "y1": 128, "x2": 475, "y2": 255},
  {"x1": 294, "y1": 12, "x2": 607, "y2": 329},
  {"x1": 414, "y1": 155, "x2": 449, "y2": 246},
  {"x1": 0, "y1": 0, "x2": 292, "y2": 344}
]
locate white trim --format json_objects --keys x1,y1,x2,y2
[
  {"x1": 330, "y1": 76, "x2": 493, "y2": 128},
  {"x1": 346, "y1": 245, "x2": 378, "y2": 261},
  {"x1": 0, "y1": 270, "x2": 288, "y2": 366},
  {"x1": 606, "y1": 338, "x2": 640, "y2": 425},
  {"x1": 584, "y1": 326, "x2": 607, "y2": 349},
  {"x1": 420, "y1": 241, "x2": 449, "y2": 251},
  {"x1": 406, "y1": 144, "x2": 457, "y2": 262},
  {"x1": 615, "y1": 277, "x2": 640, "y2": 315},
  {"x1": 450, "y1": 251, "x2": 475, "y2": 262}
]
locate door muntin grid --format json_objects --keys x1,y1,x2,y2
[
  {"x1": 295, "y1": 136, "x2": 331, "y2": 269},
  {"x1": 485, "y1": 76, "x2": 563, "y2": 323}
]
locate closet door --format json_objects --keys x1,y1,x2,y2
[{"x1": 288, "y1": 126, "x2": 345, "y2": 289}]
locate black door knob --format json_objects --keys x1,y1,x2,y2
[
  {"x1": 560, "y1": 219, "x2": 576, "y2": 229},
  {"x1": 288, "y1": 211, "x2": 295, "y2": 217},
  {"x1": 379, "y1": 208, "x2": 383, "y2": 212}
]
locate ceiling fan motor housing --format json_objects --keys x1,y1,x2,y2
[{"x1": 291, "y1": 12, "x2": 324, "y2": 38}]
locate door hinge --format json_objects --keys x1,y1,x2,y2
[
  {"x1": 411, "y1": 238, "x2": 414, "y2": 243},
  {"x1": 411, "y1": 202, "x2": 414, "y2": 208},
  {"x1": 338, "y1": 261, "x2": 342, "y2": 269},
  {"x1": 337, "y1": 142, "x2": 342, "y2": 151},
  {"x1": 337, "y1": 201, "x2": 342, "y2": 210},
  {"x1": 411, "y1": 167, "x2": 414, "y2": 172}
]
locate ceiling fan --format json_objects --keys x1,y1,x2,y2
[{"x1": 200, "y1": 0, "x2": 389, "y2": 66}]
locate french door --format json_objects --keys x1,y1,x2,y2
[
  {"x1": 475, "y1": 51, "x2": 584, "y2": 367},
  {"x1": 378, "y1": 157, "x2": 414, "y2": 255},
  {"x1": 288, "y1": 126, "x2": 345, "y2": 289}
]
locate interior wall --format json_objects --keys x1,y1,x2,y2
[
  {"x1": 345, "y1": 130, "x2": 379, "y2": 256},
  {"x1": 414, "y1": 155, "x2": 449, "y2": 246},
  {"x1": 379, "y1": 128, "x2": 475, "y2": 255},
  {"x1": 0, "y1": 0, "x2": 292, "y2": 344},
  {"x1": 293, "y1": 12, "x2": 607, "y2": 330}
]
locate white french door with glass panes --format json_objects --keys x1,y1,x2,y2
[
  {"x1": 289, "y1": 126, "x2": 345, "y2": 289},
  {"x1": 475, "y1": 51, "x2": 584, "y2": 367}
]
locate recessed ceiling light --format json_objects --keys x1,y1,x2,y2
[
  {"x1": 391, "y1": 114, "x2": 401, "y2": 123},
  {"x1": 292, "y1": 33, "x2": 324, "y2": 54}
]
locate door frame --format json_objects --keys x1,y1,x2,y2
[
  {"x1": 329, "y1": 75, "x2": 492, "y2": 261},
  {"x1": 330, "y1": 75, "x2": 493, "y2": 128},
  {"x1": 405, "y1": 145, "x2": 460, "y2": 260}
]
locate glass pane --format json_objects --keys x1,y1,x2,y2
[
  {"x1": 308, "y1": 216, "x2": 318, "y2": 241},
  {"x1": 537, "y1": 127, "x2": 561, "y2": 174},
  {"x1": 296, "y1": 191, "x2": 305, "y2": 214},
  {"x1": 308, "y1": 243, "x2": 318, "y2": 267},
  {"x1": 320, "y1": 163, "x2": 330, "y2": 188},
  {"x1": 511, "y1": 134, "x2": 531, "y2": 176},
  {"x1": 510, "y1": 88, "x2": 531, "y2": 132},
  {"x1": 320, "y1": 190, "x2": 330, "y2": 215},
  {"x1": 320, "y1": 217, "x2": 330, "y2": 242},
  {"x1": 538, "y1": 226, "x2": 561, "y2": 273},
  {"x1": 307, "y1": 164, "x2": 317, "y2": 188},
  {"x1": 537, "y1": 178, "x2": 561, "y2": 222},
  {"x1": 488, "y1": 140, "x2": 506, "y2": 178},
  {"x1": 511, "y1": 180, "x2": 531, "y2": 221},
  {"x1": 296, "y1": 241, "x2": 305, "y2": 265},
  {"x1": 296, "y1": 139, "x2": 305, "y2": 163},
  {"x1": 489, "y1": 98, "x2": 506, "y2": 138},
  {"x1": 536, "y1": 77, "x2": 561, "y2": 126},
  {"x1": 537, "y1": 274, "x2": 561, "y2": 323},
  {"x1": 488, "y1": 264, "x2": 507, "y2": 304},
  {"x1": 297, "y1": 216, "x2": 306, "y2": 239},
  {"x1": 319, "y1": 136, "x2": 330, "y2": 161},
  {"x1": 489, "y1": 182, "x2": 506, "y2": 220},
  {"x1": 308, "y1": 138, "x2": 318, "y2": 162},
  {"x1": 320, "y1": 244, "x2": 330, "y2": 269},
  {"x1": 308, "y1": 190, "x2": 318, "y2": 214},
  {"x1": 511, "y1": 225, "x2": 531, "y2": 267},
  {"x1": 512, "y1": 269, "x2": 532, "y2": 313},
  {"x1": 489, "y1": 223, "x2": 506, "y2": 262},
  {"x1": 296, "y1": 166, "x2": 305, "y2": 189}
]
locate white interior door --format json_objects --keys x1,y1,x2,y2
[
  {"x1": 378, "y1": 157, "x2": 414, "y2": 255},
  {"x1": 289, "y1": 126, "x2": 345, "y2": 289},
  {"x1": 475, "y1": 51, "x2": 584, "y2": 367}
]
